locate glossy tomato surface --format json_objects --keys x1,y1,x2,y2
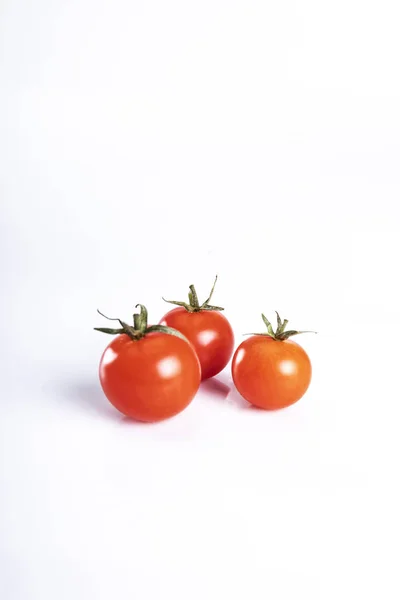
[
  {"x1": 231, "y1": 336, "x2": 312, "y2": 409},
  {"x1": 159, "y1": 308, "x2": 234, "y2": 380},
  {"x1": 99, "y1": 331, "x2": 201, "y2": 421}
]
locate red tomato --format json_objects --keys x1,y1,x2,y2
[
  {"x1": 160, "y1": 277, "x2": 234, "y2": 380},
  {"x1": 160, "y1": 308, "x2": 234, "y2": 380},
  {"x1": 231, "y1": 313, "x2": 314, "y2": 409},
  {"x1": 96, "y1": 305, "x2": 201, "y2": 421}
]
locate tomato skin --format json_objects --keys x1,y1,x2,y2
[
  {"x1": 99, "y1": 332, "x2": 201, "y2": 421},
  {"x1": 159, "y1": 308, "x2": 234, "y2": 380},
  {"x1": 231, "y1": 336, "x2": 312, "y2": 409}
]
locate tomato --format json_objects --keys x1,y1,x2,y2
[
  {"x1": 231, "y1": 313, "x2": 314, "y2": 409},
  {"x1": 95, "y1": 305, "x2": 201, "y2": 421},
  {"x1": 160, "y1": 307, "x2": 234, "y2": 380},
  {"x1": 160, "y1": 277, "x2": 234, "y2": 380}
]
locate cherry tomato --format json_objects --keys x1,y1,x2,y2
[
  {"x1": 160, "y1": 277, "x2": 234, "y2": 380},
  {"x1": 231, "y1": 313, "x2": 314, "y2": 409},
  {"x1": 160, "y1": 307, "x2": 234, "y2": 380},
  {"x1": 95, "y1": 305, "x2": 201, "y2": 422}
]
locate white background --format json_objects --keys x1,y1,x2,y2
[{"x1": 1, "y1": 1, "x2": 399, "y2": 598}]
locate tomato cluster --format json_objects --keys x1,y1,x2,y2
[{"x1": 95, "y1": 278, "x2": 315, "y2": 422}]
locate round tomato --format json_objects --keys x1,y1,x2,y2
[
  {"x1": 160, "y1": 277, "x2": 234, "y2": 380},
  {"x1": 160, "y1": 308, "x2": 234, "y2": 380},
  {"x1": 232, "y1": 313, "x2": 314, "y2": 409},
  {"x1": 95, "y1": 305, "x2": 201, "y2": 421}
]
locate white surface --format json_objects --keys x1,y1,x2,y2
[{"x1": 1, "y1": 1, "x2": 400, "y2": 598}]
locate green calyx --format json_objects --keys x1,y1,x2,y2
[
  {"x1": 94, "y1": 304, "x2": 189, "y2": 342},
  {"x1": 247, "y1": 311, "x2": 317, "y2": 341},
  {"x1": 162, "y1": 275, "x2": 224, "y2": 313}
]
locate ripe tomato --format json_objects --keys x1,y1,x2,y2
[
  {"x1": 95, "y1": 305, "x2": 201, "y2": 422},
  {"x1": 231, "y1": 313, "x2": 314, "y2": 410},
  {"x1": 160, "y1": 277, "x2": 234, "y2": 380},
  {"x1": 160, "y1": 308, "x2": 234, "y2": 380}
]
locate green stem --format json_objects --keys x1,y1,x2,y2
[
  {"x1": 94, "y1": 305, "x2": 191, "y2": 343},
  {"x1": 188, "y1": 285, "x2": 200, "y2": 309},
  {"x1": 245, "y1": 312, "x2": 317, "y2": 341},
  {"x1": 163, "y1": 276, "x2": 224, "y2": 313}
]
